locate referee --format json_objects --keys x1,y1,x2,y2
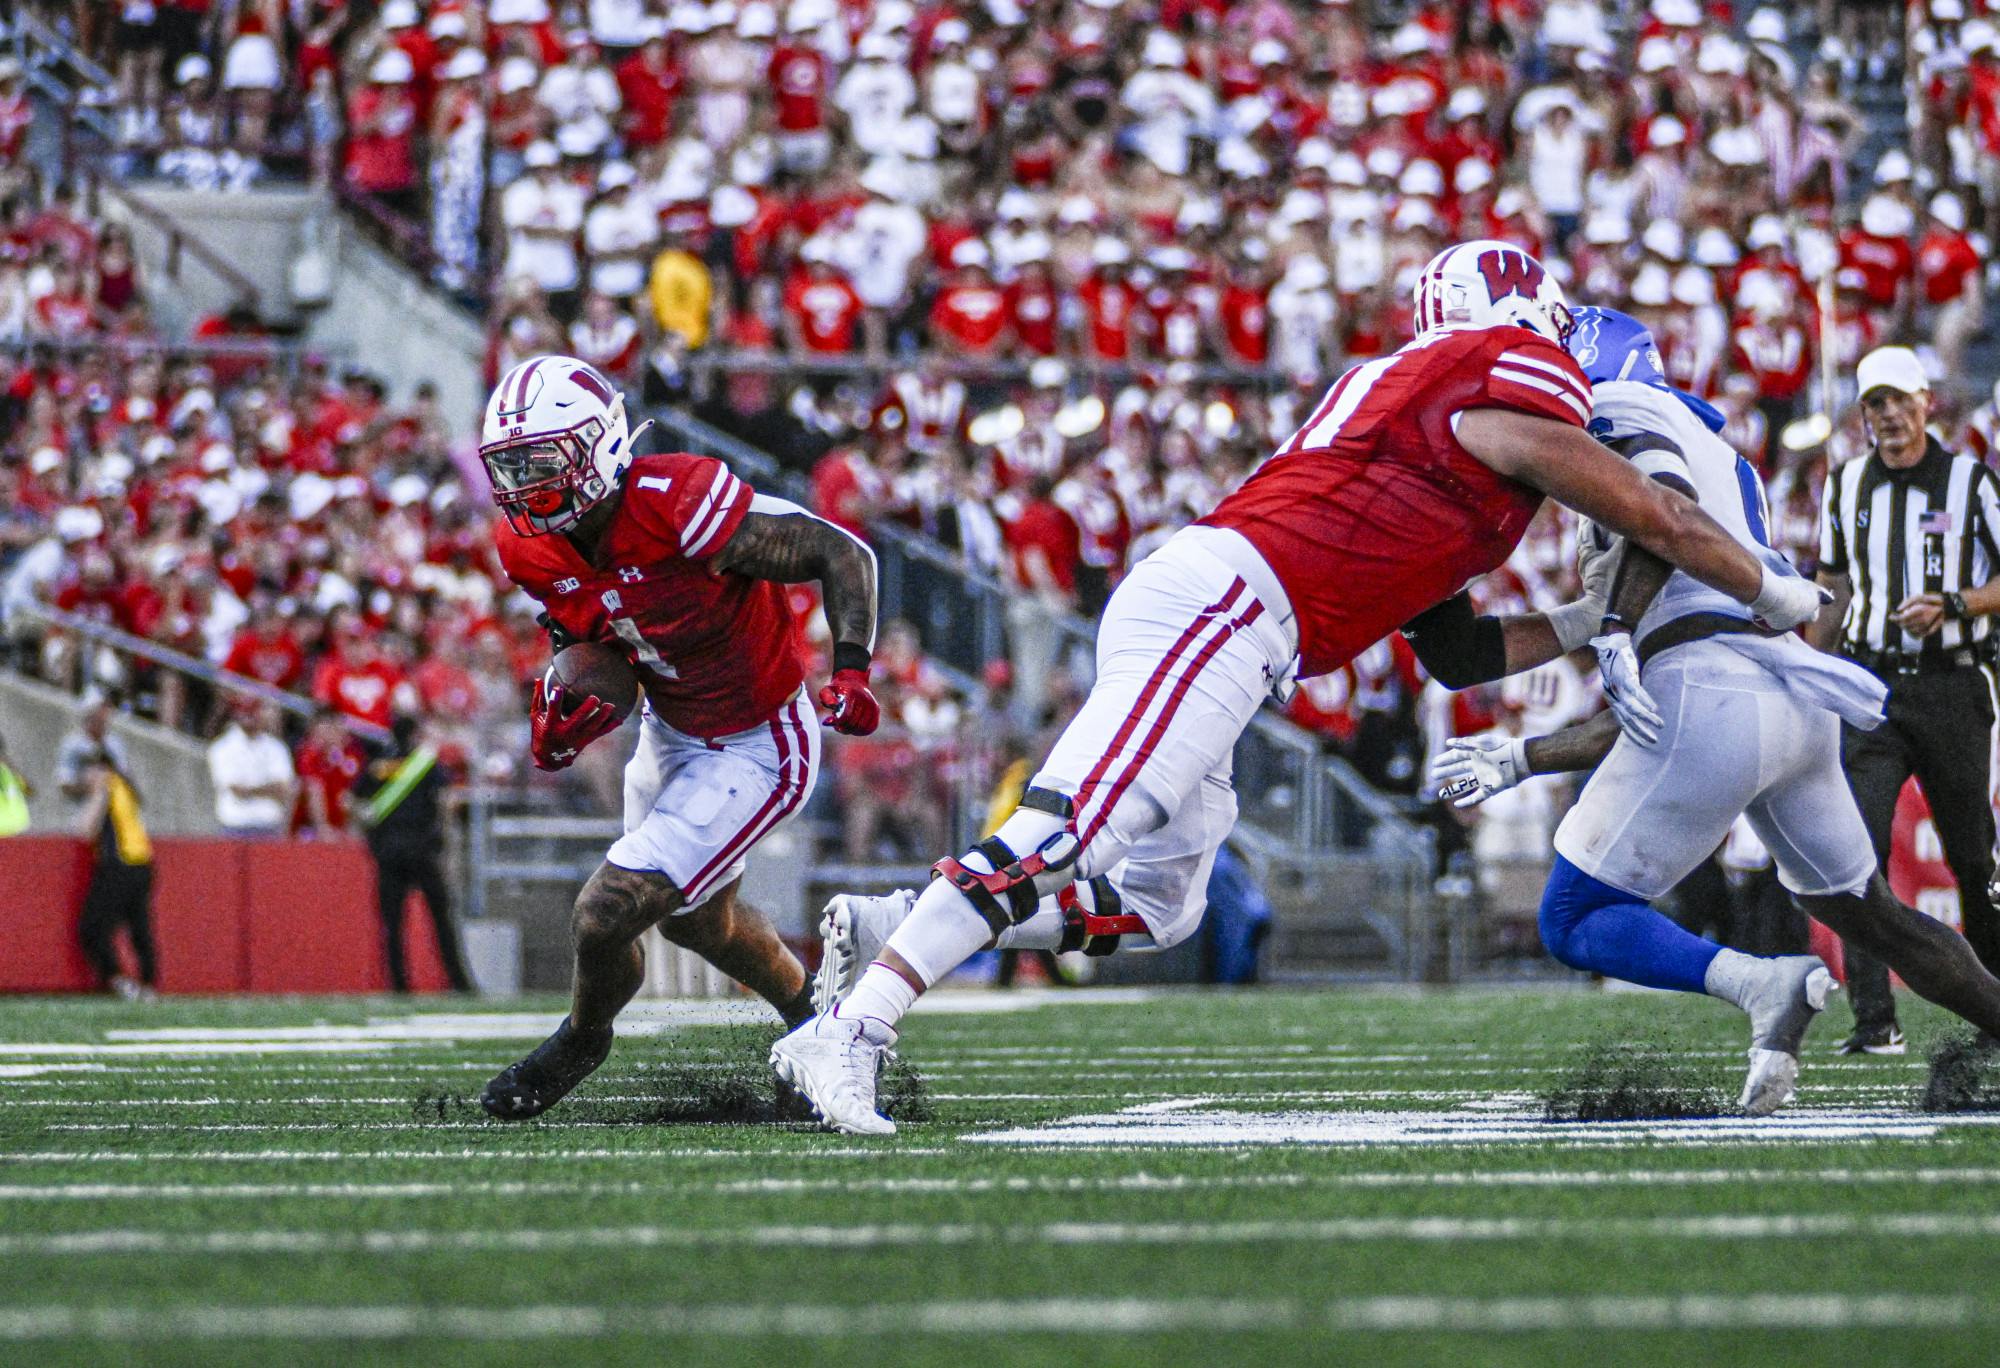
[{"x1": 1813, "y1": 345, "x2": 2000, "y2": 1053}]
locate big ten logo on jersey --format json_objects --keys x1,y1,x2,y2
[
  {"x1": 554, "y1": 577, "x2": 581, "y2": 594},
  {"x1": 1478, "y1": 248, "x2": 1545, "y2": 304}
]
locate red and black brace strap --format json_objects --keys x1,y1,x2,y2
[
  {"x1": 1057, "y1": 876, "x2": 1146, "y2": 957},
  {"x1": 931, "y1": 788, "x2": 1081, "y2": 938},
  {"x1": 935, "y1": 840, "x2": 1052, "y2": 938}
]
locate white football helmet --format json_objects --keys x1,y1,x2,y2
[
  {"x1": 480, "y1": 355, "x2": 651, "y2": 536},
  {"x1": 1413, "y1": 239, "x2": 1574, "y2": 344}
]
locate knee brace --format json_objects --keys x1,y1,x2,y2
[
  {"x1": 933, "y1": 786, "x2": 1082, "y2": 938},
  {"x1": 1055, "y1": 875, "x2": 1148, "y2": 957}
]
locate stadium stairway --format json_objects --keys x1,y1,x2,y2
[
  {"x1": 7, "y1": 14, "x2": 485, "y2": 436},
  {"x1": 0, "y1": 667, "x2": 219, "y2": 836}
]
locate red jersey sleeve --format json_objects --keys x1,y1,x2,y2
[
  {"x1": 624, "y1": 454, "x2": 754, "y2": 560},
  {"x1": 1476, "y1": 332, "x2": 1593, "y2": 429}
]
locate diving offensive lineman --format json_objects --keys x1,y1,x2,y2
[
  {"x1": 773, "y1": 241, "x2": 1833, "y2": 1135},
  {"x1": 476, "y1": 355, "x2": 882, "y2": 1119}
]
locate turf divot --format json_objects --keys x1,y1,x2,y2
[
  {"x1": 1919, "y1": 1031, "x2": 2000, "y2": 1113},
  {"x1": 1540, "y1": 1042, "x2": 1728, "y2": 1122},
  {"x1": 410, "y1": 1026, "x2": 935, "y2": 1127}
]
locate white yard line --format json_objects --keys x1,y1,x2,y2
[
  {"x1": 0, "y1": 1293, "x2": 1986, "y2": 1340},
  {"x1": 6, "y1": 1165, "x2": 2000, "y2": 1202},
  {"x1": 5, "y1": 1211, "x2": 2000, "y2": 1260},
  {"x1": 3, "y1": 1084, "x2": 1934, "y2": 1110},
  {"x1": 0, "y1": 1148, "x2": 951, "y2": 1163},
  {"x1": 0, "y1": 1294, "x2": 1992, "y2": 1341}
]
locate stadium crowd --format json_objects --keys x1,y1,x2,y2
[{"x1": 4, "y1": 0, "x2": 1999, "y2": 866}]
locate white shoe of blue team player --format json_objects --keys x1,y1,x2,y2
[
  {"x1": 1737, "y1": 955, "x2": 1839, "y2": 1116},
  {"x1": 812, "y1": 890, "x2": 916, "y2": 1015},
  {"x1": 770, "y1": 1011, "x2": 898, "y2": 1136}
]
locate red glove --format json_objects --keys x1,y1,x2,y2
[
  {"x1": 818, "y1": 668, "x2": 881, "y2": 736},
  {"x1": 530, "y1": 677, "x2": 622, "y2": 771}
]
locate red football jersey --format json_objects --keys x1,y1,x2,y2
[
  {"x1": 494, "y1": 453, "x2": 808, "y2": 738},
  {"x1": 1200, "y1": 326, "x2": 1592, "y2": 677}
]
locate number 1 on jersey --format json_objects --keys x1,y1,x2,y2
[{"x1": 609, "y1": 616, "x2": 679, "y2": 679}]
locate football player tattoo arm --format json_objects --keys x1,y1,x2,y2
[
  {"x1": 710, "y1": 496, "x2": 879, "y2": 658},
  {"x1": 1455, "y1": 409, "x2": 1766, "y2": 603},
  {"x1": 1522, "y1": 709, "x2": 1622, "y2": 775}
]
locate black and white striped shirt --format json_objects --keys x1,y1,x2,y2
[{"x1": 1818, "y1": 436, "x2": 2000, "y2": 657}]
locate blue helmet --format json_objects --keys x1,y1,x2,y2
[
  {"x1": 1567, "y1": 304, "x2": 1727, "y2": 433},
  {"x1": 1565, "y1": 306, "x2": 1666, "y2": 386}
]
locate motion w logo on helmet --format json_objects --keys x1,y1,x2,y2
[{"x1": 1477, "y1": 249, "x2": 1546, "y2": 305}]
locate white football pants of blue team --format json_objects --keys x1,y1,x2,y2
[{"x1": 1555, "y1": 638, "x2": 1876, "y2": 902}]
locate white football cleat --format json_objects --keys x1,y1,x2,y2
[
  {"x1": 770, "y1": 1012, "x2": 897, "y2": 1136},
  {"x1": 812, "y1": 889, "x2": 916, "y2": 1016},
  {"x1": 1739, "y1": 955, "x2": 1838, "y2": 1116}
]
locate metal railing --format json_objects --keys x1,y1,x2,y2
[
  {"x1": 5, "y1": 8, "x2": 117, "y2": 143},
  {"x1": 79, "y1": 169, "x2": 262, "y2": 313},
  {"x1": 10, "y1": 602, "x2": 391, "y2": 745},
  {"x1": 674, "y1": 348, "x2": 1293, "y2": 391}
]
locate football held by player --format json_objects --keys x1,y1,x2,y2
[
  {"x1": 475, "y1": 355, "x2": 882, "y2": 1120},
  {"x1": 776, "y1": 240, "x2": 1834, "y2": 1135}
]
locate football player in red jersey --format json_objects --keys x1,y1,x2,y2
[
  {"x1": 775, "y1": 241, "x2": 1834, "y2": 1135},
  {"x1": 475, "y1": 355, "x2": 882, "y2": 1120}
]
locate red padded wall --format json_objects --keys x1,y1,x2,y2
[
  {"x1": 0, "y1": 835, "x2": 461, "y2": 995},
  {"x1": 0, "y1": 837, "x2": 98, "y2": 992},
  {"x1": 149, "y1": 840, "x2": 251, "y2": 993}
]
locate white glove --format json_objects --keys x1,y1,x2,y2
[
  {"x1": 1430, "y1": 734, "x2": 1530, "y2": 809},
  {"x1": 1591, "y1": 631, "x2": 1663, "y2": 747},
  {"x1": 1748, "y1": 565, "x2": 1833, "y2": 632}
]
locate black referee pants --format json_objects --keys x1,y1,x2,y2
[
  {"x1": 78, "y1": 859, "x2": 156, "y2": 988},
  {"x1": 1839, "y1": 667, "x2": 2000, "y2": 1032},
  {"x1": 372, "y1": 845, "x2": 474, "y2": 995}
]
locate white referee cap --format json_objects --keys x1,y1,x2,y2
[{"x1": 1855, "y1": 346, "x2": 1929, "y2": 398}]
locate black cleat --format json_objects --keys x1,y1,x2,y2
[
  {"x1": 1836, "y1": 1024, "x2": 1907, "y2": 1056},
  {"x1": 480, "y1": 1017, "x2": 614, "y2": 1120}
]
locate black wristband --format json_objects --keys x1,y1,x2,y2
[
  {"x1": 832, "y1": 642, "x2": 872, "y2": 676},
  {"x1": 1946, "y1": 592, "x2": 1971, "y2": 621}
]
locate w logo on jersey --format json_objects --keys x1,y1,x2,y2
[{"x1": 1477, "y1": 249, "x2": 1545, "y2": 305}]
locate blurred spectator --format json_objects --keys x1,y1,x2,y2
[
  {"x1": 1203, "y1": 842, "x2": 1273, "y2": 985},
  {"x1": 56, "y1": 691, "x2": 156, "y2": 1000},
  {"x1": 295, "y1": 707, "x2": 367, "y2": 836},
  {"x1": 207, "y1": 697, "x2": 296, "y2": 835},
  {"x1": 0, "y1": 732, "x2": 31, "y2": 837},
  {"x1": 344, "y1": 50, "x2": 421, "y2": 216}
]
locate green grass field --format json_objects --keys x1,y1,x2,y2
[{"x1": 3, "y1": 985, "x2": 2000, "y2": 1366}]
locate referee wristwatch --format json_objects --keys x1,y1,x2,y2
[{"x1": 1945, "y1": 592, "x2": 1971, "y2": 622}]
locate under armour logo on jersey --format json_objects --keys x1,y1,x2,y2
[
  {"x1": 554, "y1": 577, "x2": 581, "y2": 594},
  {"x1": 618, "y1": 566, "x2": 644, "y2": 583},
  {"x1": 1477, "y1": 248, "x2": 1545, "y2": 304},
  {"x1": 601, "y1": 589, "x2": 623, "y2": 613}
]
